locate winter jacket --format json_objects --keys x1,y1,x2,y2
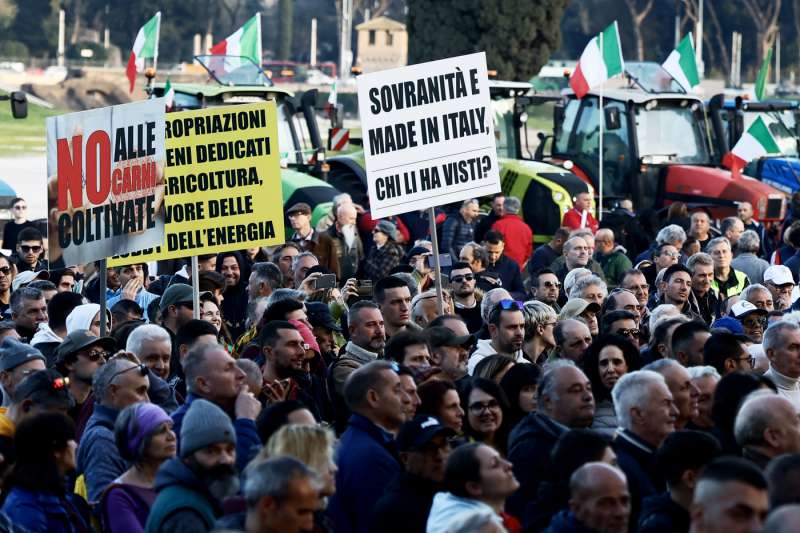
[
  {"x1": 1, "y1": 488, "x2": 90, "y2": 533},
  {"x1": 426, "y1": 492, "x2": 502, "y2": 533},
  {"x1": 550, "y1": 256, "x2": 607, "y2": 283},
  {"x1": 562, "y1": 208, "x2": 599, "y2": 233},
  {"x1": 506, "y1": 412, "x2": 568, "y2": 517},
  {"x1": 731, "y1": 253, "x2": 769, "y2": 285},
  {"x1": 76, "y1": 404, "x2": 126, "y2": 503},
  {"x1": 170, "y1": 394, "x2": 260, "y2": 473},
  {"x1": 441, "y1": 213, "x2": 476, "y2": 261},
  {"x1": 316, "y1": 225, "x2": 364, "y2": 282},
  {"x1": 215, "y1": 251, "x2": 251, "y2": 340},
  {"x1": 328, "y1": 413, "x2": 401, "y2": 533},
  {"x1": 371, "y1": 472, "x2": 441, "y2": 533},
  {"x1": 613, "y1": 430, "x2": 665, "y2": 529},
  {"x1": 145, "y1": 458, "x2": 220, "y2": 533},
  {"x1": 638, "y1": 492, "x2": 690, "y2": 533},
  {"x1": 591, "y1": 399, "x2": 619, "y2": 438},
  {"x1": 468, "y1": 339, "x2": 526, "y2": 375},
  {"x1": 492, "y1": 215, "x2": 533, "y2": 270},
  {"x1": 542, "y1": 509, "x2": 597, "y2": 533},
  {"x1": 364, "y1": 242, "x2": 404, "y2": 282},
  {"x1": 710, "y1": 269, "x2": 749, "y2": 300},
  {"x1": 595, "y1": 248, "x2": 632, "y2": 287},
  {"x1": 528, "y1": 244, "x2": 560, "y2": 278},
  {"x1": 486, "y1": 255, "x2": 525, "y2": 300}
]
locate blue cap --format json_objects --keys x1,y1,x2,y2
[{"x1": 710, "y1": 316, "x2": 745, "y2": 336}]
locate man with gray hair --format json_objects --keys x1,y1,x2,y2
[
  {"x1": 721, "y1": 216, "x2": 745, "y2": 250},
  {"x1": 507, "y1": 361, "x2": 594, "y2": 515},
  {"x1": 707, "y1": 237, "x2": 749, "y2": 299},
  {"x1": 126, "y1": 323, "x2": 172, "y2": 381},
  {"x1": 490, "y1": 195, "x2": 533, "y2": 269},
  {"x1": 740, "y1": 283, "x2": 774, "y2": 312},
  {"x1": 77, "y1": 356, "x2": 150, "y2": 502},
  {"x1": 734, "y1": 391, "x2": 800, "y2": 469},
  {"x1": 635, "y1": 224, "x2": 687, "y2": 264},
  {"x1": 291, "y1": 252, "x2": 320, "y2": 289},
  {"x1": 10, "y1": 286, "x2": 47, "y2": 342},
  {"x1": 594, "y1": 228, "x2": 633, "y2": 287},
  {"x1": 687, "y1": 252, "x2": 723, "y2": 324},
  {"x1": 643, "y1": 359, "x2": 699, "y2": 430},
  {"x1": 328, "y1": 360, "x2": 409, "y2": 533},
  {"x1": 442, "y1": 198, "x2": 480, "y2": 261},
  {"x1": 763, "y1": 320, "x2": 800, "y2": 411},
  {"x1": 731, "y1": 230, "x2": 769, "y2": 285},
  {"x1": 612, "y1": 370, "x2": 678, "y2": 525},
  {"x1": 247, "y1": 261, "x2": 283, "y2": 300},
  {"x1": 316, "y1": 202, "x2": 363, "y2": 281},
  {"x1": 243, "y1": 456, "x2": 321, "y2": 533}
]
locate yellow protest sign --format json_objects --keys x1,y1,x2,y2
[{"x1": 108, "y1": 101, "x2": 283, "y2": 266}]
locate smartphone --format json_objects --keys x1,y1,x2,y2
[
  {"x1": 314, "y1": 273, "x2": 337, "y2": 290},
  {"x1": 356, "y1": 279, "x2": 373, "y2": 297},
  {"x1": 426, "y1": 253, "x2": 453, "y2": 269}
]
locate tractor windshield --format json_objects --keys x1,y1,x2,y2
[
  {"x1": 195, "y1": 55, "x2": 273, "y2": 86},
  {"x1": 743, "y1": 110, "x2": 798, "y2": 157},
  {"x1": 635, "y1": 101, "x2": 710, "y2": 164}
]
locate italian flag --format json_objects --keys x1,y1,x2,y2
[
  {"x1": 662, "y1": 34, "x2": 700, "y2": 92},
  {"x1": 325, "y1": 80, "x2": 337, "y2": 115},
  {"x1": 164, "y1": 78, "x2": 174, "y2": 110},
  {"x1": 126, "y1": 12, "x2": 161, "y2": 93},
  {"x1": 754, "y1": 47, "x2": 773, "y2": 101},
  {"x1": 730, "y1": 116, "x2": 780, "y2": 168},
  {"x1": 210, "y1": 14, "x2": 262, "y2": 67},
  {"x1": 569, "y1": 21, "x2": 624, "y2": 98}
]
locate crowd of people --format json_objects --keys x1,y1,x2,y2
[{"x1": 0, "y1": 189, "x2": 800, "y2": 532}]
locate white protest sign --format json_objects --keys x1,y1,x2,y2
[{"x1": 357, "y1": 52, "x2": 501, "y2": 218}]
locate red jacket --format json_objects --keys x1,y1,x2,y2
[
  {"x1": 562, "y1": 207, "x2": 599, "y2": 233},
  {"x1": 491, "y1": 214, "x2": 533, "y2": 270}
]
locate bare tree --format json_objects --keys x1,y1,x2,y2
[
  {"x1": 623, "y1": 0, "x2": 655, "y2": 60},
  {"x1": 740, "y1": 0, "x2": 781, "y2": 65},
  {"x1": 677, "y1": 0, "x2": 728, "y2": 80}
]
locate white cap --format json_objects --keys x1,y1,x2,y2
[
  {"x1": 11, "y1": 270, "x2": 49, "y2": 292},
  {"x1": 730, "y1": 300, "x2": 768, "y2": 319},
  {"x1": 764, "y1": 265, "x2": 795, "y2": 286}
]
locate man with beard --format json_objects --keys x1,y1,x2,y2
[
  {"x1": 658, "y1": 264, "x2": 703, "y2": 322},
  {"x1": 54, "y1": 330, "x2": 113, "y2": 426},
  {"x1": 12, "y1": 227, "x2": 46, "y2": 272},
  {"x1": 317, "y1": 203, "x2": 364, "y2": 282},
  {"x1": 763, "y1": 265, "x2": 796, "y2": 312},
  {"x1": 216, "y1": 251, "x2": 250, "y2": 340},
  {"x1": 271, "y1": 243, "x2": 301, "y2": 288},
  {"x1": 450, "y1": 262, "x2": 483, "y2": 333},
  {"x1": 469, "y1": 300, "x2": 526, "y2": 373},
  {"x1": 146, "y1": 399, "x2": 240, "y2": 532},
  {"x1": 171, "y1": 344, "x2": 262, "y2": 472},
  {"x1": 483, "y1": 230, "x2": 525, "y2": 299},
  {"x1": 372, "y1": 415, "x2": 455, "y2": 533},
  {"x1": 10, "y1": 287, "x2": 47, "y2": 342}
]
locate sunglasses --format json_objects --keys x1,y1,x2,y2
[
  {"x1": 109, "y1": 363, "x2": 149, "y2": 384},
  {"x1": 498, "y1": 299, "x2": 524, "y2": 311},
  {"x1": 451, "y1": 275, "x2": 475, "y2": 283},
  {"x1": 82, "y1": 350, "x2": 111, "y2": 362},
  {"x1": 0, "y1": 267, "x2": 10, "y2": 276},
  {"x1": 19, "y1": 245, "x2": 42, "y2": 253},
  {"x1": 742, "y1": 317, "x2": 767, "y2": 328},
  {"x1": 543, "y1": 281, "x2": 561, "y2": 289},
  {"x1": 616, "y1": 328, "x2": 640, "y2": 338}
]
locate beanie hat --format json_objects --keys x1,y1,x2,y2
[{"x1": 180, "y1": 398, "x2": 236, "y2": 459}]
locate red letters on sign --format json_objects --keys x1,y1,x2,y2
[
  {"x1": 86, "y1": 130, "x2": 111, "y2": 206},
  {"x1": 57, "y1": 135, "x2": 83, "y2": 211}
]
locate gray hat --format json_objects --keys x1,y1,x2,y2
[
  {"x1": 375, "y1": 220, "x2": 398, "y2": 241},
  {"x1": 159, "y1": 283, "x2": 211, "y2": 312},
  {"x1": 0, "y1": 337, "x2": 45, "y2": 372},
  {"x1": 55, "y1": 330, "x2": 115, "y2": 363},
  {"x1": 180, "y1": 398, "x2": 236, "y2": 459}
]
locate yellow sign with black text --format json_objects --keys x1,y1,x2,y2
[{"x1": 108, "y1": 101, "x2": 283, "y2": 266}]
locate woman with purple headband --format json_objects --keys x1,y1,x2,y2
[{"x1": 100, "y1": 403, "x2": 176, "y2": 533}]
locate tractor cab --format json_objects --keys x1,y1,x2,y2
[{"x1": 708, "y1": 94, "x2": 800, "y2": 194}]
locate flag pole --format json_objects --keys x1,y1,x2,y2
[
  {"x1": 428, "y1": 207, "x2": 445, "y2": 315},
  {"x1": 598, "y1": 29, "x2": 604, "y2": 222},
  {"x1": 153, "y1": 12, "x2": 161, "y2": 72},
  {"x1": 99, "y1": 260, "x2": 108, "y2": 337}
]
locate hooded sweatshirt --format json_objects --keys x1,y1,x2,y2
[
  {"x1": 66, "y1": 304, "x2": 109, "y2": 334},
  {"x1": 468, "y1": 339, "x2": 525, "y2": 374},
  {"x1": 145, "y1": 457, "x2": 221, "y2": 533},
  {"x1": 426, "y1": 492, "x2": 501, "y2": 533},
  {"x1": 215, "y1": 251, "x2": 250, "y2": 340}
]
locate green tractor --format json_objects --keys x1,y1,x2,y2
[
  {"x1": 146, "y1": 55, "x2": 340, "y2": 236},
  {"x1": 326, "y1": 80, "x2": 592, "y2": 244}
]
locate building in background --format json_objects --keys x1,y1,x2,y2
[{"x1": 355, "y1": 16, "x2": 407, "y2": 74}]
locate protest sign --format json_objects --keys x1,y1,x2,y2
[
  {"x1": 46, "y1": 99, "x2": 166, "y2": 265},
  {"x1": 108, "y1": 101, "x2": 283, "y2": 266},
  {"x1": 357, "y1": 52, "x2": 501, "y2": 219}
]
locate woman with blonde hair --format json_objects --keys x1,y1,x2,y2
[{"x1": 522, "y1": 300, "x2": 557, "y2": 364}]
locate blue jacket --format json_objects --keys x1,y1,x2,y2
[
  {"x1": 170, "y1": 394, "x2": 260, "y2": 472},
  {"x1": 441, "y1": 213, "x2": 476, "y2": 261},
  {"x1": 543, "y1": 510, "x2": 597, "y2": 533},
  {"x1": 76, "y1": 404, "x2": 126, "y2": 503},
  {"x1": 613, "y1": 430, "x2": 664, "y2": 530},
  {"x1": 638, "y1": 492, "x2": 690, "y2": 533},
  {"x1": 327, "y1": 413, "x2": 401, "y2": 533},
  {"x1": 2, "y1": 488, "x2": 90, "y2": 533}
]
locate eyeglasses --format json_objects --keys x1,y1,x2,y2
[
  {"x1": 108, "y1": 363, "x2": 149, "y2": 384},
  {"x1": 498, "y1": 299, "x2": 524, "y2": 311},
  {"x1": 451, "y1": 275, "x2": 475, "y2": 283},
  {"x1": 19, "y1": 245, "x2": 42, "y2": 253},
  {"x1": 469, "y1": 399, "x2": 500, "y2": 414},
  {"x1": 742, "y1": 317, "x2": 767, "y2": 329},
  {"x1": 738, "y1": 356, "x2": 756, "y2": 369},
  {"x1": 82, "y1": 350, "x2": 110, "y2": 362},
  {"x1": 616, "y1": 328, "x2": 640, "y2": 338},
  {"x1": 543, "y1": 281, "x2": 562, "y2": 289}
]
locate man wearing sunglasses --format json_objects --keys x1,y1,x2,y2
[
  {"x1": 730, "y1": 301, "x2": 769, "y2": 344},
  {"x1": 12, "y1": 227, "x2": 46, "y2": 273},
  {"x1": 450, "y1": 262, "x2": 482, "y2": 334},
  {"x1": 529, "y1": 269, "x2": 562, "y2": 313},
  {"x1": 469, "y1": 300, "x2": 526, "y2": 374},
  {"x1": 1, "y1": 198, "x2": 37, "y2": 251},
  {"x1": 54, "y1": 330, "x2": 114, "y2": 425}
]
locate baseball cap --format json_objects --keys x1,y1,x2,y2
[
  {"x1": 396, "y1": 415, "x2": 455, "y2": 452},
  {"x1": 0, "y1": 337, "x2": 45, "y2": 372},
  {"x1": 12, "y1": 270, "x2": 49, "y2": 292},
  {"x1": 558, "y1": 298, "x2": 601, "y2": 321},
  {"x1": 710, "y1": 316, "x2": 746, "y2": 336},
  {"x1": 159, "y1": 284, "x2": 211, "y2": 312},
  {"x1": 286, "y1": 202, "x2": 312, "y2": 216},
  {"x1": 305, "y1": 301, "x2": 342, "y2": 332},
  {"x1": 729, "y1": 300, "x2": 768, "y2": 320},
  {"x1": 55, "y1": 330, "x2": 116, "y2": 362},
  {"x1": 764, "y1": 265, "x2": 795, "y2": 286},
  {"x1": 425, "y1": 326, "x2": 475, "y2": 349},
  {"x1": 13, "y1": 368, "x2": 73, "y2": 408}
]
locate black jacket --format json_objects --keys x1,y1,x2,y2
[
  {"x1": 506, "y1": 412, "x2": 567, "y2": 517},
  {"x1": 638, "y1": 492, "x2": 690, "y2": 533},
  {"x1": 370, "y1": 472, "x2": 441, "y2": 533},
  {"x1": 613, "y1": 430, "x2": 665, "y2": 531},
  {"x1": 487, "y1": 255, "x2": 525, "y2": 300}
]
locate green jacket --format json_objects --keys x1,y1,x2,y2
[
  {"x1": 145, "y1": 458, "x2": 219, "y2": 533},
  {"x1": 595, "y1": 249, "x2": 632, "y2": 288}
]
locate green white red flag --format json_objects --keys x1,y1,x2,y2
[
  {"x1": 662, "y1": 34, "x2": 700, "y2": 92},
  {"x1": 754, "y1": 47, "x2": 773, "y2": 101},
  {"x1": 730, "y1": 116, "x2": 780, "y2": 168},
  {"x1": 126, "y1": 12, "x2": 161, "y2": 93},
  {"x1": 569, "y1": 21, "x2": 624, "y2": 98},
  {"x1": 209, "y1": 14, "x2": 262, "y2": 67},
  {"x1": 164, "y1": 78, "x2": 174, "y2": 110}
]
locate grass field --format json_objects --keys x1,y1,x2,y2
[{"x1": 0, "y1": 92, "x2": 63, "y2": 157}]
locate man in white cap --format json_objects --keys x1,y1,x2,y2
[
  {"x1": 730, "y1": 301, "x2": 769, "y2": 343},
  {"x1": 764, "y1": 265, "x2": 796, "y2": 311}
]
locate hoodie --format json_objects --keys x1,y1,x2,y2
[
  {"x1": 468, "y1": 339, "x2": 525, "y2": 375},
  {"x1": 215, "y1": 251, "x2": 250, "y2": 340},
  {"x1": 426, "y1": 492, "x2": 501, "y2": 533},
  {"x1": 65, "y1": 304, "x2": 110, "y2": 334},
  {"x1": 145, "y1": 457, "x2": 220, "y2": 533},
  {"x1": 31, "y1": 324, "x2": 63, "y2": 366}
]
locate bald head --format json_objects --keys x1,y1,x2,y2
[
  {"x1": 764, "y1": 504, "x2": 800, "y2": 532},
  {"x1": 734, "y1": 392, "x2": 800, "y2": 456},
  {"x1": 569, "y1": 462, "x2": 630, "y2": 533},
  {"x1": 595, "y1": 229, "x2": 615, "y2": 255}
]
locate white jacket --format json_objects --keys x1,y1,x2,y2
[
  {"x1": 426, "y1": 492, "x2": 502, "y2": 533},
  {"x1": 468, "y1": 339, "x2": 525, "y2": 375}
]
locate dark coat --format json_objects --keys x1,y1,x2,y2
[
  {"x1": 145, "y1": 458, "x2": 220, "y2": 533},
  {"x1": 542, "y1": 510, "x2": 596, "y2": 533},
  {"x1": 638, "y1": 492, "x2": 690, "y2": 533},
  {"x1": 486, "y1": 254, "x2": 525, "y2": 300},
  {"x1": 613, "y1": 430, "x2": 665, "y2": 531},
  {"x1": 1, "y1": 488, "x2": 90, "y2": 533},
  {"x1": 506, "y1": 412, "x2": 567, "y2": 518},
  {"x1": 215, "y1": 251, "x2": 250, "y2": 340},
  {"x1": 370, "y1": 471, "x2": 441, "y2": 533}
]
